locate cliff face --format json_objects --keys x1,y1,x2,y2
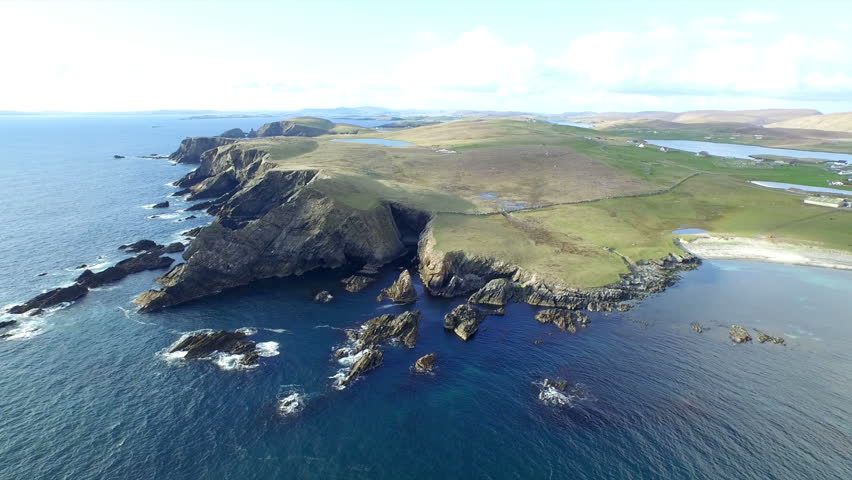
[
  {"x1": 169, "y1": 137, "x2": 236, "y2": 164},
  {"x1": 135, "y1": 145, "x2": 408, "y2": 311},
  {"x1": 418, "y1": 223, "x2": 700, "y2": 311}
]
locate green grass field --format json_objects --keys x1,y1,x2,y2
[{"x1": 227, "y1": 117, "x2": 852, "y2": 288}]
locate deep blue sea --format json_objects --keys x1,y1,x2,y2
[{"x1": 1, "y1": 115, "x2": 851, "y2": 479}]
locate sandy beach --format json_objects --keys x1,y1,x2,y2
[{"x1": 676, "y1": 234, "x2": 852, "y2": 271}]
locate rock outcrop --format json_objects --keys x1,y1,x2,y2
[
  {"x1": 341, "y1": 275, "x2": 375, "y2": 293},
  {"x1": 219, "y1": 128, "x2": 246, "y2": 138},
  {"x1": 755, "y1": 329, "x2": 785, "y2": 345},
  {"x1": 444, "y1": 304, "x2": 486, "y2": 341},
  {"x1": 7, "y1": 283, "x2": 88, "y2": 314},
  {"x1": 169, "y1": 136, "x2": 235, "y2": 164},
  {"x1": 0, "y1": 320, "x2": 17, "y2": 329},
  {"x1": 314, "y1": 291, "x2": 333, "y2": 303},
  {"x1": 421, "y1": 225, "x2": 700, "y2": 310},
  {"x1": 377, "y1": 270, "x2": 417, "y2": 304},
  {"x1": 136, "y1": 142, "x2": 410, "y2": 311},
  {"x1": 535, "y1": 309, "x2": 590, "y2": 334},
  {"x1": 256, "y1": 118, "x2": 333, "y2": 138},
  {"x1": 342, "y1": 348, "x2": 383, "y2": 386},
  {"x1": 169, "y1": 330, "x2": 260, "y2": 366},
  {"x1": 119, "y1": 239, "x2": 161, "y2": 253},
  {"x1": 151, "y1": 201, "x2": 169, "y2": 209},
  {"x1": 729, "y1": 325, "x2": 751, "y2": 344},
  {"x1": 414, "y1": 352, "x2": 437, "y2": 372},
  {"x1": 346, "y1": 311, "x2": 421, "y2": 349},
  {"x1": 76, "y1": 251, "x2": 174, "y2": 289},
  {"x1": 691, "y1": 322, "x2": 705, "y2": 333}
]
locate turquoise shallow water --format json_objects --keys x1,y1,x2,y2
[{"x1": 1, "y1": 115, "x2": 851, "y2": 479}]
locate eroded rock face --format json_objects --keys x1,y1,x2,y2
[
  {"x1": 377, "y1": 270, "x2": 417, "y2": 304},
  {"x1": 535, "y1": 309, "x2": 590, "y2": 334},
  {"x1": 342, "y1": 348, "x2": 383, "y2": 386},
  {"x1": 7, "y1": 283, "x2": 88, "y2": 314},
  {"x1": 169, "y1": 330, "x2": 259, "y2": 365},
  {"x1": 414, "y1": 352, "x2": 437, "y2": 373},
  {"x1": 444, "y1": 304, "x2": 486, "y2": 341},
  {"x1": 421, "y1": 225, "x2": 700, "y2": 310},
  {"x1": 348, "y1": 311, "x2": 421, "y2": 349},
  {"x1": 730, "y1": 325, "x2": 752, "y2": 344},
  {"x1": 169, "y1": 136, "x2": 235, "y2": 164}
]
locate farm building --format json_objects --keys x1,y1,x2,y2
[{"x1": 804, "y1": 196, "x2": 848, "y2": 208}]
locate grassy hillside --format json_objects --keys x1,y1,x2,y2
[
  {"x1": 228, "y1": 118, "x2": 852, "y2": 288},
  {"x1": 767, "y1": 112, "x2": 852, "y2": 134}
]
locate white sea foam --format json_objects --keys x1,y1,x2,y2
[
  {"x1": 2, "y1": 317, "x2": 47, "y2": 341},
  {"x1": 277, "y1": 388, "x2": 307, "y2": 417},
  {"x1": 536, "y1": 381, "x2": 592, "y2": 408},
  {"x1": 256, "y1": 341, "x2": 280, "y2": 357},
  {"x1": 263, "y1": 328, "x2": 289, "y2": 334},
  {"x1": 147, "y1": 213, "x2": 181, "y2": 220},
  {"x1": 313, "y1": 324, "x2": 343, "y2": 330},
  {"x1": 236, "y1": 327, "x2": 258, "y2": 336},
  {"x1": 161, "y1": 350, "x2": 188, "y2": 362},
  {"x1": 212, "y1": 352, "x2": 258, "y2": 371}
]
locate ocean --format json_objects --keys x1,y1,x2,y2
[{"x1": 1, "y1": 115, "x2": 851, "y2": 479}]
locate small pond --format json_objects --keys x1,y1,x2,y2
[
  {"x1": 750, "y1": 181, "x2": 851, "y2": 195},
  {"x1": 648, "y1": 139, "x2": 852, "y2": 163}
]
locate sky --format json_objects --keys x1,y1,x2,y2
[{"x1": 1, "y1": 0, "x2": 851, "y2": 113}]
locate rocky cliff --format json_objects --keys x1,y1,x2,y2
[
  {"x1": 169, "y1": 137, "x2": 236, "y2": 164},
  {"x1": 256, "y1": 119, "x2": 331, "y2": 137},
  {"x1": 135, "y1": 145, "x2": 411, "y2": 311},
  {"x1": 419, "y1": 223, "x2": 700, "y2": 311}
]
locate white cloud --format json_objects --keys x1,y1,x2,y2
[{"x1": 739, "y1": 11, "x2": 781, "y2": 24}]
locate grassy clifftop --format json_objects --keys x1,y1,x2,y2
[{"x1": 221, "y1": 118, "x2": 851, "y2": 288}]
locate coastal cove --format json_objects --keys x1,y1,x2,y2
[{"x1": 2, "y1": 116, "x2": 852, "y2": 479}]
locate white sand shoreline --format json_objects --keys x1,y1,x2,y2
[{"x1": 676, "y1": 235, "x2": 852, "y2": 271}]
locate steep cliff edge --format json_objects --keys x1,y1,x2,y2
[
  {"x1": 135, "y1": 144, "x2": 410, "y2": 311},
  {"x1": 170, "y1": 137, "x2": 236, "y2": 164}
]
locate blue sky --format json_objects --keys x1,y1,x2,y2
[{"x1": 2, "y1": 0, "x2": 851, "y2": 113}]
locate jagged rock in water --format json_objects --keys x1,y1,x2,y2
[
  {"x1": 7, "y1": 283, "x2": 89, "y2": 314},
  {"x1": 467, "y1": 278, "x2": 522, "y2": 306},
  {"x1": 0, "y1": 320, "x2": 17, "y2": 329},
  {"x1": 691, "y1": 322, "x2": 705, "y2": 333},
  {"x1": 755, "y1": 330, "x2": 785, "y2": 345},
  {"x1": 535, "y1": 309, "x2": 589, "y2": 334},
  {"x1": 341, "y1": 275, "x2": 375, "y2": 293},
  {"x1": 377, "y1": 270, "x2": 417, "y2": 304},
  {"x1": 119, "y1": 239, "x2": 162, "y2": 253},
  {"x1": 349, "y1": 311, "x2": 421, "y2": 349},
  {"x1": 729, "y1": 325, "x2": 751, "y2": 344},
  {"x1": 169, "y1": 136, "x2": 235, "y2": 164},
  {"x1": 172, "y1": 188, "x2": 192, "y2": 197},
  {"x1": 314, "y1": 291, "x2": 333, "y2": 303},
  {"x1": 444, "y1": 304, "x2": 486, "y2": 341},
  {"x1": 358, "y1": 263, "x2": 381, "y2": 276},
  {"x1": 486, "y1": 306, "x2": 506, "y2": 316},
  {"x1": 76, "y1": 253, "x2": 174, "y2": 289},
  {"x1": 342, "y1": 348, "x2": 383, "y2": 385},
  {"x1": 181, "y1": 227, "x2": 203, "y2": 237},
  {"x1": 163, "y1": 242, "x2": 185, "y2": 254},
  {"x1": 151, "y1": 201, "x2": 169, "y2": 209},
  {"x1": 414, "y1": 352, "x2": 437, "y2": 373},
  {"x1": 113, "y1": 154, "x2": 125, "y2": 159},
  {"x1": 169, "y1": 330, "x2": 259, "y2": 365},
  {"x1": 543, "y1": 378, "x2": 569, "y2": 391}
]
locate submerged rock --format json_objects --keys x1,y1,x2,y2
[
  {"x1": 341, "y1": 275, "x2": 375, "y2": 293},
  {"x1": 691, "y1": 322, "x2": 705, "y2": 333},
  {"x1": 377, "y1": 270, "x2": 417, "y2": 304},
  {"x1": 414, "y1": 352, "x2": 437, "y2": 373},
  {"x1": 7, "y1": 283, "x2": 89, "y2": 314},
  {"x1": 151, "y1": 201, "x2": 169, "y2": 209},
  {"x1": 314, "y1": 290, "x2": 334, "y2": 303},
  {"x1": 543, "y1": 378, "x2": 569, "y2": 392},
  {"x1": 755, "y1": 330, "x2": 785, "y2": 345},
  {"x1": 0, "y1": 320, "x2": 17, "y2": 329},
  {"x1": 729, "y1": 325, "x2": 752, "y2": 344},
  {"x1": 444, "y1": 304, "x2": 486, "y2": 341},
  {"x1": 113, "y1": 154, "x2": 125, "y2": 159}
]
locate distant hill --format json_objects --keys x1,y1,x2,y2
[
  {"x1": 570, "y1": 109, "x2": 820, "y2": 127},
  {"x1": 766, "y1": 112, "x2": 852, "y2": 134}
]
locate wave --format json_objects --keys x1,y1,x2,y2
[
  {"x1": 536, "y1": 381, "x2": 592, "y2": 408},
  {"x1": 263, "y1": 328, "x2": 289, "y2": 334},
  {"x1": 313, "y1": 324, "x2": 343, "y2": 330},
  {"x1": 212, "y1": 352, "x2": 259, "y2": 371},
  {"x1": 276, "y1": 386, "x2": 307, "y2": 417},
  {"x1": 236, "y1": 327, "x2": 258, "y2": 336},
  {"x1": 1, "y1": 316, "x2": 47, "y2": 341},
  {"x1": 147, "y1": 213, "x2": 181, "y2": 220},
  {"x1": 256, "y1": 341, "x2": 280, "y2": 357}
]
